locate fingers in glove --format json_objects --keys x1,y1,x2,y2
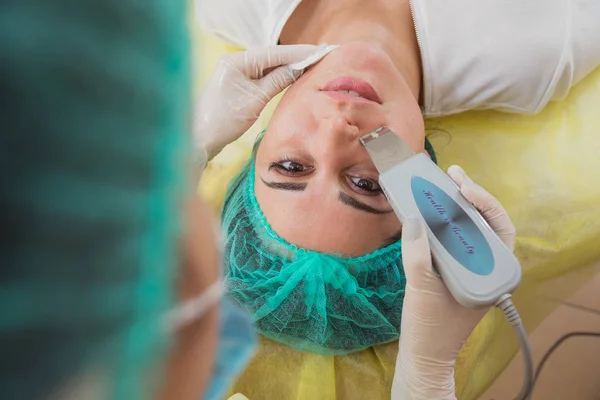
[
  {"x1": 257, "y1": 65, "x2": 302, "y2": 98},
  {"x1": 401, "y1": 218, "x2": 446, "y2": 291},
  {"x1": 447, "y1": 165, "x2": 516, "y2": 250},
  {"x1": 229, "y1": 45, "x2": 320, "y2": 79}
]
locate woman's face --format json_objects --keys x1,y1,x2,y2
[{"x1": 255, "y1": 42, "x2": 425, "y2": 257}]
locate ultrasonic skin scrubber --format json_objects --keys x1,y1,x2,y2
[
  {"x1": 360, "y1": 126, "x2": 521, "y2": 308},
  {"x1": 361, "y1": 126, "x2": 533, "y2": 400}
]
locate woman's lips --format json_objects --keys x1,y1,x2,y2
[{"x1": 321, "y1": 76, "x2": 382, "y2": 104}]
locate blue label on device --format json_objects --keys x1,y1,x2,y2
[{"x1": 411, "y1": 176, "x2": 495, "y2": 275}]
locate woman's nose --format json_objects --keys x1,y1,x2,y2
[{"x1": 318, "y1": 115, "x2": 360, "y2": 141}]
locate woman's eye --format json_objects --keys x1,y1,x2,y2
[
  {"x1": 280, "y1": 161, "x2": 306, "y2": 172},
  {"x1": 349, "y1": 177, "x2": 382, "y2": 194},
  {"x1": 269, "y1": 160, "x2": 313, "y2": 176}
]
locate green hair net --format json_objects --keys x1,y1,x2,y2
[
  {"x1": 222, "y1": 139, "x2": 416, "y2": 357},
  {"x1": 222, "y1": 136, "x2": 437, "y2": 356}
]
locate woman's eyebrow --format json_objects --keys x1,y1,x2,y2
[
  {"x1": 259, "y1": 180, "x2": 392, "y2": 214},
  {"x1": 338, "y1": 192, "x2": 393, "y2": 215},
  {"x1": 261, "y1": 178, "x2": 307, "y2": 191}
]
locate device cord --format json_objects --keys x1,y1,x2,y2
[
  {"x1": 531, "y1": 331, "x2": 600, "y2": 396},
  {"x1": 496, "y1": 294, "x2": 534, "y2": 400}
]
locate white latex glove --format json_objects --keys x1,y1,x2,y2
[
  {"x1": 392, "y1": 165, "x2": 517, "y2": 400},
  {"x1": 194, "y1": 45, "x2": 320, "y2": 164}
]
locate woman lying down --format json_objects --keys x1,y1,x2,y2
[{"x1": 195, "y1": 0, "x2": 600, "y2": 398}]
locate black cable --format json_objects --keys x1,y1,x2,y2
[{"x1": 529, "y1": 331, "x2": 600, "y2": 398}]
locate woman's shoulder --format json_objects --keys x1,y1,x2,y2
[
  {"x1": 195, "y1": 0, "x2": 302, "y2": 48},
  {"x1": 415, "y1": 0, "x2": 600, "y2": 116}
]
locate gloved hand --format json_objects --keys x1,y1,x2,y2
[
  {"x1": 194, "y1": 45, "x2": 320, "y2": 164},
  {"x1": 392, "y1": 165, "x2": 517, "y2": 400}
]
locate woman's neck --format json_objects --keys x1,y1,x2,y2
[{"x1": 280, "y1": 0, "x2": 422, "y2": 101}]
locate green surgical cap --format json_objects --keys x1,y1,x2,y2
[
  {"x1": 0, "y1": 1, "x2": 189, "y2": 398},
  {"x1": 221, "y1": 139, "x2": 425, "y2": 356}
]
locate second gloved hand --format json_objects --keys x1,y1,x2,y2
[
  {"x1": 194, "y1": 45, "x2": 320, "y2": 163},
  {"x1": 392, "y1": 165, "x2": 517, "y2": 400}
]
